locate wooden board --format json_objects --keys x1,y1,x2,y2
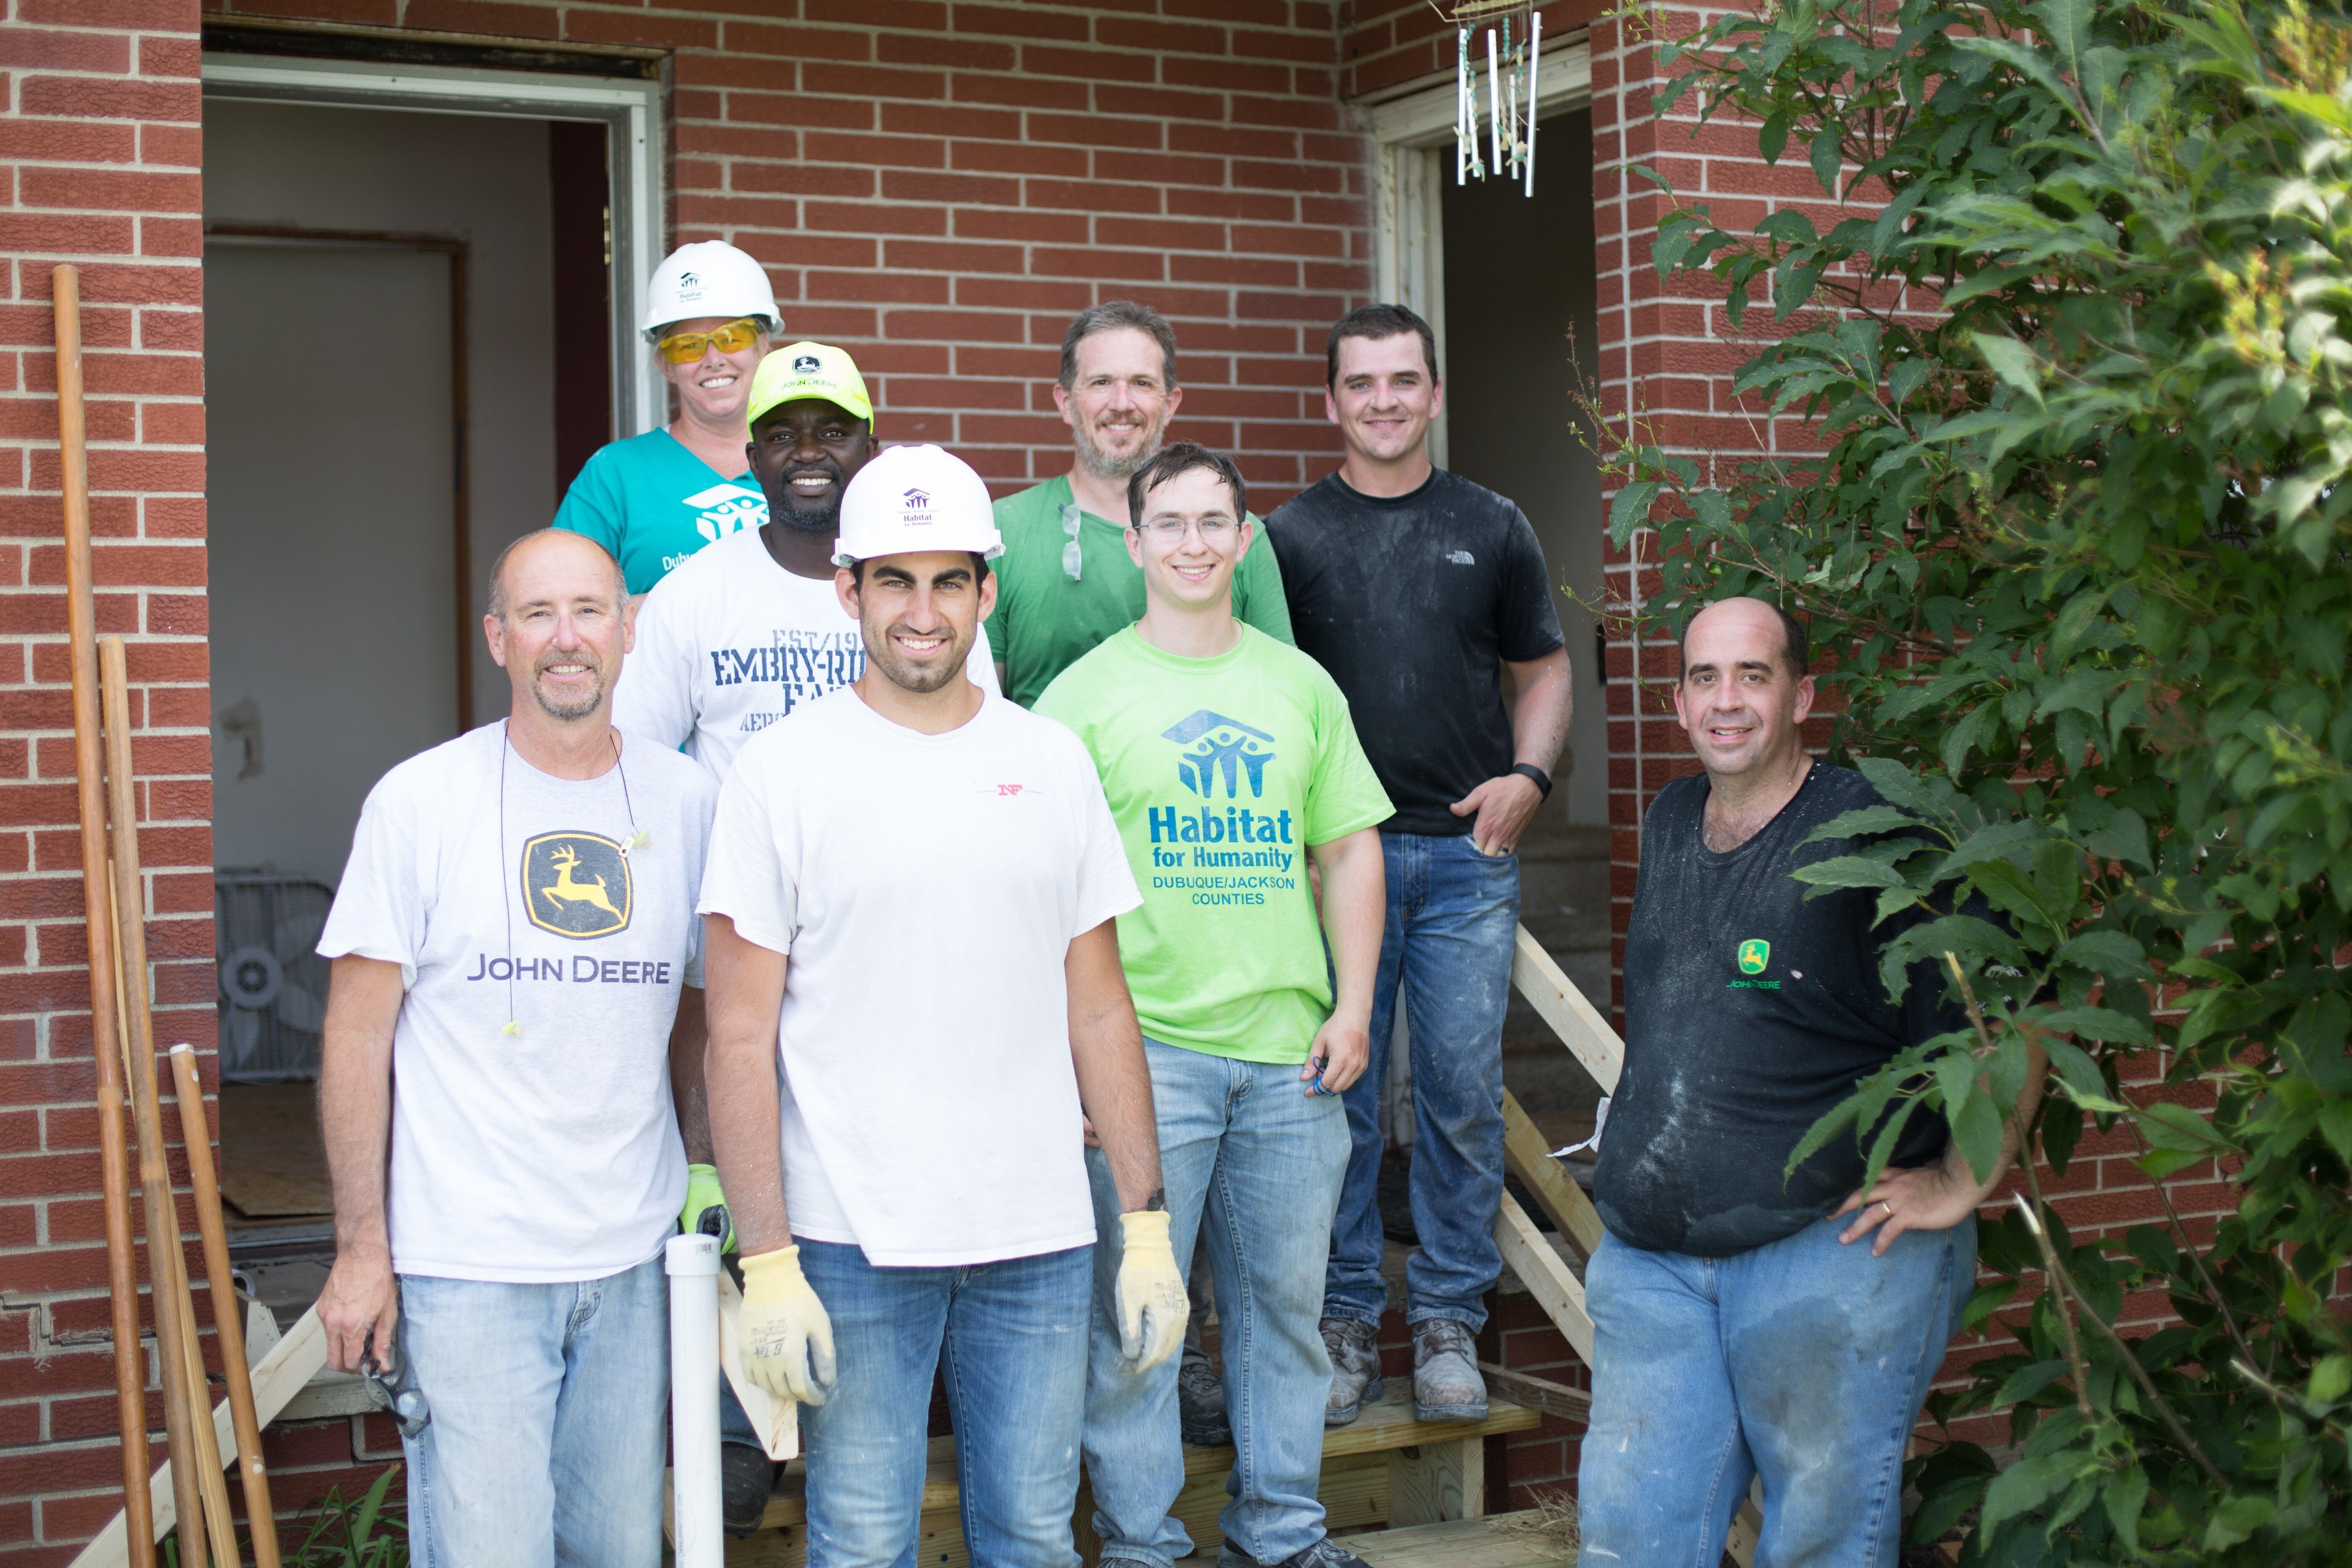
[
  {"x1": 1510, "y1": 925, "x2": 1622, "y2": 1094},
  {"x1": 1493, "y1": 1194, "x2": 1593, "y2": 1363},
  {"x1": 1346, "y1": 1512, "x2": 1576, "y2": 1567},
  {"x1": 1389, "y1": 1436, "x2": 1482, "y2": 1528},
  {"x1": 70, "y1": 1307, "x2": 329, "y2": 1568},
  {"x1": 1499, "y1": 1090, "x2": 1605, "y2": 1261}
]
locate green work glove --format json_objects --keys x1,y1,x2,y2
[
  {"x1": 739, "y1": 1245, "x2": 836, "y2": 1405},
  {"x1": 681, "y1": 1163, "x2": 734, "y2": 1253}
]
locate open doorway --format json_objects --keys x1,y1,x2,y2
[{"x1": 201, "y1": 87, "x2": 623, "y2": 1283}]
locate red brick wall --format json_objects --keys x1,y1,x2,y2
[{"x1": 0, "y1": 0, "x2": 224, "y2": 1560}]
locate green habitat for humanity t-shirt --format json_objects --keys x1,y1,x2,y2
[
  {"x1": 990, "y1": 476, "x2": 1295, "y2": 708},
  {"x1": 1037, "y1": 624, "x2": 1391, "y2": 1063},
  {"x1": 554, "y1": 428, "x2": 768, "y2": 595}
]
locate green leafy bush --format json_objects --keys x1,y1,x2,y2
[{"x1": 1607, "y1": 0, "x2": 2352, "y2": 1557}]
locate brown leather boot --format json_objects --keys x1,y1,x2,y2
[{"x1": 1410, "y1": 1318, "x2": 1488, "y2": 1421}]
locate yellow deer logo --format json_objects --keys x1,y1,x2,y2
[{"x1": 522, "y1": 833, "x2": 633, "y2": 939}]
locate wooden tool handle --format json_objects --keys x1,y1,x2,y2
[{"x1": 169, "y1": 1045, "x2": 282, "y2": 1568}]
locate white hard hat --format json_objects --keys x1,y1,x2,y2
[
  {"x1": 833, "y1": 446, "x2": 1005, "y2": 567},
  {"x1": 641, "y1": 241, "x2": 783, "y2": 338}
]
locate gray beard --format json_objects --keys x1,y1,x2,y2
[{"x1": 1074, "y1": 423, "x2": 1160, "y2": 481}]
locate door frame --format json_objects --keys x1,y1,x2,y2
[
  {"x1": 1355, "y1": 34, "x2": 1592, "y2": 469},
  {"x1": 199, "y1": 53, "x2": 667, "y2": 439}
]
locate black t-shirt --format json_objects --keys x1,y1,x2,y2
[
  {"x1": 1265, "y1": 469, "x2": 1564, "y2": 836},
  {"x1": 1594, "y1": 763, "x2": 1958, "y2": 1258}
]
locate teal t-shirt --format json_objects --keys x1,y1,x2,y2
[
  {"x1": 1035, "y1": 624, "x2": 1391, "y2": 1063},
  {"x1": 989, "y1": 476, "x2": 1294, "y2": 707},
  {"x1": 553, "y1": 429, "x2": 767, "y2": 595}
]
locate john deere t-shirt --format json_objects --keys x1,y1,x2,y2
[
  {"x1": 554, "y1": 428, "x2": 767, "y2": 595},
  {"x1": 1595, "y1": 763, "x2": 1959, "y2": 1259},
  {"x1": 317, "y1": 722, "x2": 717, "y2": 1283},
  {"x1": 614, "y1": 526, "x2": 999, "y2": 785},
  {"x1": 1036, "y1": 624, "x2": 1391, "y2": 1063},
  {"x1": 990, "y1": 475, "x2": 1294, "y2": 707}
]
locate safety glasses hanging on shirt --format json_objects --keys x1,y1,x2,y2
[{"x1": 657, "y1": 318, "x2": 762, "y2": 364}]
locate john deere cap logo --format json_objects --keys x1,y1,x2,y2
[
  {"x1": 523, "y1": 833, "x2": 633, "y2": 939},
  {"x1": 793, "y1": 354, "x2": 820, "y2": 374},
  {"x1": 1737, "y1": 938, "x2": 1770, "y2": 975}
]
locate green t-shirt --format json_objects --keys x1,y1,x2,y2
[
  {"x1": 1036, "y1": 624, "x2": 1392, "y2": 1063},
  {"x1": 989, "y1": 476, "x2": 1295, "y2": 707},
  {"x1": 553, "y1": 428, "x2": 767, "y2": 595}
]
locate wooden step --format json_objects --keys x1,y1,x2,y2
[
  {"x1": 1343, "y1": 1511, "x2": 1576, "y2": 1566},
  {"x1": 714, "y1": 1393, "x2": 1542, "y2": 1566}
]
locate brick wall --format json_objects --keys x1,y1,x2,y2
[{"x1": 0, "y1": 0, "x2": 222, "y2": 1560}]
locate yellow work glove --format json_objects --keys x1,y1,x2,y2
[
  {"x1": 738, "y1": 1245, "x2": 836, "y2": 1406},
  {"x1": 1115, "y1": 1210, "x2": 1189, "y2": 1372},
  {"x1": 680, "y1": 1163, "x2": 733, "y2": 1253}
]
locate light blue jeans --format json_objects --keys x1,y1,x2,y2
[
  {"x1": 798, "y1": 1237, "x2": 1093, "y2": 1568},
  {"x1": 1084, "y1": 1041, "x2": 1350, "y2": 1568},
  {"x1": 1577, "y1": 1214, "x2": 1978, "y2": 1568},
  {"x1": 398, "y1": 1254, "x2": 669, "y2": 1568},
  {"x1": 1325, "y1": 832, "x2": 1519, "y2": 1332}
]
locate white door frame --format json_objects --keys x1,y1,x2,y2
[
  {"x1": 201, "y1": 53, "x2": 667, "y2": 438},
  {"x1": 1356, "y1": 35, "x2": 1591, "y2": 468}
]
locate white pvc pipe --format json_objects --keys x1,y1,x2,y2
[
  {"x1": 1487, "y1": 29, "x2": 1502, "y2": 183},
  {"x1": 666, "y1": 1234, "x2": 723, "y2": 1568},
  {"x1": 1526, "y1": 10, "x2": 1542, "y2": 196}
]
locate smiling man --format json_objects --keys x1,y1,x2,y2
[
  {"x1": 617, "y1": 342, "x2": 1000, "y2": 788},
  {"x1": 1037, "y1": 444, "x2": 1390, "y2": 1568},
  {"x1": 1267, "y1": 304, "x2": 1572, "y2": 1427},
  {"x1": 700, "y1": 445, "x2": 1187, "y2": 1568},
  {"x1": 1577, "y1": 596, "x2": 2037, "y2": 1567},
  {"x1": 988, "y1": 302, "x2": 1293, "y2": 709},
  {"x1": 315, "y1": 529, "x2": 718, "y2": 1565}
]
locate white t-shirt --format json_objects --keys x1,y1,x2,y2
[
  {"x1": 697, "y1": 687, "x2": 1140, "y2": 1267},
  {"x1": 318, "y1": 722, "x2": 717, "y2": 1283},
  {"x1": 614, "y1": 526, "x2": 1001, "y2": 784}
]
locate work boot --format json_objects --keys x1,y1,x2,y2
[
  {"x1": 1320, "y1": 1316, "x2": 1383, "y2": 1428},
  {"x1": 1178, "y1": 1342, "x2": 1233, "y2": 1447},
  {"x1": 1218, "y1": 1535, "x2": 1375, "y2": 1568},
  {"x1": 1410, "y1": 1319, "x2": 1488, "y2": 1422},
  {"x1": 720, "y1": 1441, "x2": 780, "y2": 1536}
]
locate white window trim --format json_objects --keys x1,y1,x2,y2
[
  {"x1": 1355, "y1": 35, "x2": 1591, "y2": 469},
  {"x1": 201, "y1": 53, "x2": 668, "y2": 437}
]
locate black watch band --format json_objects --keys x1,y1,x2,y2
[{"x1": 1509, "y1": 763, "x2": 1554, "y2": 800}]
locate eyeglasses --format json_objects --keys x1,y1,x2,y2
[
  {"x1": 1061, "y1": 502, "x2": 1084, "y2": 582},
  {"x1": 1136, "y1": 516, "x2": 1240, "y2": 540},
  {"x1": 657, "y1": 318, "x2": 762, "y2": 364}
]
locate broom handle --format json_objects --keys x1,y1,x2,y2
[
  {"x1": 100, "y1": 636, "x2": 209, "y2": 1568},
  {"x1": 169, "y1": 1045, "x2": 282, "y2": 1568},
  {"x1": 53, "y1": 265, "x2": 157, "y2": 1568}
]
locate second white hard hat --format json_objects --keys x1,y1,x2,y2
[
  {"x1": 641, "y1": 241, "x2": 783, "y2": 338},
  {"x1": 833, "y1": 446, "x2": 1005, "y2": 567}
]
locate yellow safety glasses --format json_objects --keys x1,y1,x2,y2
[{"x1": 657, "y1": 318, "x2": 762, "y2": 364}]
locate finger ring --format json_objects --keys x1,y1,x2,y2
[{"x1": 1878, "y1": 1200, "x2": 1894, "y2": 1217}]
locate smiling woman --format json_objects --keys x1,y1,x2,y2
[{"x1": 553, "y1": 240, "x2": 785, "y2": 596}]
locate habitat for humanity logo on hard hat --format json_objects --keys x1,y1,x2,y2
[{"x1": 833, "y1": 445, "x2": 1005, "y2": 566}]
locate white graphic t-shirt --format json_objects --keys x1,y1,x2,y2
[
  {"x1": 319, "y1": 722, "x2": 718, "y2": 1283},
  {"x1": 615, "y1": 526, "x2": 1001, "y2": 785},
  {"x1": 697, "y1": 687, "x2": 1140, "y2": 1267}
]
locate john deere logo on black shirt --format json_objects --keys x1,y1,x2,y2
[
  {"x1": 1163, "y1": 710, "x2": 1276, "y2": 799},
  {"x1": 1737, "y1": 938, "x2": 1770, "y2": 975},
  {"x1": 523, "y1": 833, "x2": 633, "y2": 939}
]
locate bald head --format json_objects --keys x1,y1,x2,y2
[
  {"x1": 1680, "y1": 598, "x2": 1808, "y2": 683},
  {"x1": 1674, "y1": 597, "x2": 1815, "y2": 784},
  {"x1": 488, "y1": 529, "x2": 627, "y2": 625}
]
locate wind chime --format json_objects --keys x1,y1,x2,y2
[{"x1": 1452, "y1": 1, "x2": 1542, "y2": 196}]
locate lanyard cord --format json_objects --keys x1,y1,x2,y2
[{"x1": 497, "y1": 722, "x2": 639, "y2": 1035}]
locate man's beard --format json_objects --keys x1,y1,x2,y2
[
  {"x1": 531, "y1": 650, "x2": 608, "y2": 720},
  {"x1": 861, "y1": 617, "x2": 970, "y2": 696},
  {"x1": 1073, "y1": 415, "x2": 1165, "y2": 481},
  {"x1": 767, "y1": 463, "x2": 847, "y2": 535}
]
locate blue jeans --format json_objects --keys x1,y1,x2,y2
[
  {"x1": 398, "y1": 1255, "x2": 669, "y2": 1568},
  {"x1": 1577, "y1": 1214, "x2": 1978, "y2": 1568},
  {"x1": 1083, "y1": 1042, "x2": 1350, "y2": 1568},
  {"x1": 1324, "y1": 832, "x2": 1519, "y2": 1331},
  {"x1": 798, "y1": 1238, "x2": 1092, "y2": 1568}
]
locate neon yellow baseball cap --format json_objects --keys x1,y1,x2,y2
[{"x1": 746, "y1": 340, "x2": 873, "y2": 426}]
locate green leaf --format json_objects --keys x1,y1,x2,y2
[
  {"x1": 2053, "y1": 931, "x2": 2146, "y2": 979},
  {"x1": 1972, "y1": 333, "x2": 2046, "y2": 408},
  {"x1": 2203, "y1": 1494, "x2": 2275, "y2": 1552},
  {"x1": 1791, "y1": 854, "x2": 1914, "y2": 892},
  {"x1": 1608, "y1": 481, "x2": 1662, "y2": 547},
  {"x1": 2308, "y1": 1353, "x2": 2352, "y2": 1407},
  {"x1": 1801, "y1": 804, "x2": 1932, "y2": 843}
]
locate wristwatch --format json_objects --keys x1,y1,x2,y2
[{"x1": 1509, "y1": 763, "x2": 1554, "y2": 801}]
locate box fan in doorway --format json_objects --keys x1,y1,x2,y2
[{"x1": 215, "y1": 871, "x2": 334, "y2": 1082}]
